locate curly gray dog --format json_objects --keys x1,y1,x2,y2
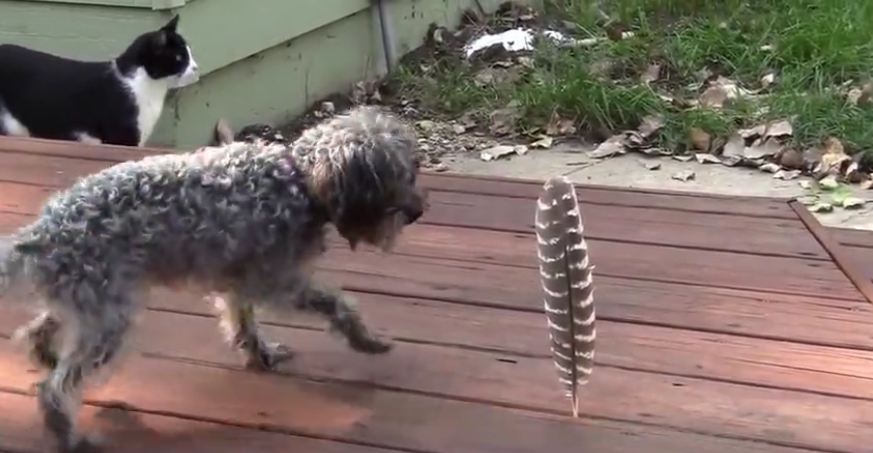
[{"x1": 0, "y1": 106, "x2": 425, "y2": 452}]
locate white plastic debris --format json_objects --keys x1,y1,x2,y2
[{"x1": 464, "y1": 28, "x2": 568, "y2": 58}]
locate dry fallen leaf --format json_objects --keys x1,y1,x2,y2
[
  {"x1": 761, "y1": 72, "x2": 776, "y2": 89},
  {"x1": 819, "y1": 175, "x2": 840, "y2": 190},
  {"x1": 514, "y1": 145, "x2": 529, "y2": 156},
  {"x1": 797, "y1": 195, "x2": 818, "y2": 206},
  {"x1": 738, "y1": 124, "x2": 767, "y2": 140},
  {"x1": 818, "y1": 137, "x2": 850, "y2": 174},
  {"x1": 641, "y1": 63, "x2": 662, "y2": 84},
  {"x1": 639, "y1": 159, "x2": 661, "y2": 170},
  {"x1": 759, "y1": 162, "x2": 781, "y2": 173},
  {"x1": 842, "y1": 197, "x2": 866, "y2": 209},
  {"x1": 530, "y1": 135, "x2": 554, "y2": 149},
  {"x1": 773, "y1": 169, "x2": 801, "y2": 180},
  {"x1": 764, "y1": 119, "x2": 793, "y2": 139},
  {"x1": 699, "y1": 85, "x2": 729, "y2": 109},
  {"x1": 638, "y1": 115, "x2": 665, "y2": 139},
  {"x1": 695, "y1": 153, "x2": 721, "y2": 164},
  {"x1": 417, "y1": 120, "x2": 437, "y2": 131},
  {"x1": 811, "y1": 202, "x2": 834, "y2": 213},
  {"x1": 671, "y1": 170, "x2": 696, "y2": 182},
  {"x1": 860, "y1": 179, "x2": 873, "y2": 190},
  {"x1": 689, "y1": 128, "x2": 711, "y2": 152},
  {"x1": 744, "y1": 138, "x2": 782, "y2": 160},
  {"x1": 589, "y1": 135, "x2": 627, "y2": 159},
  {"x1": 672, "y1": 154, "x2": 694, "y2": 162},
  {"x1": 546, "y1": 111, "x2": 577, "y2": 136},
  {"x1": 722, "y1": 134, "x2": 745, "y2": 158},
  {"x1": 480, "y1": 145, "x2": 517, "y2": 161},
  {"x1": 490, "y1": 107, "x2": 519, "y2": 136}
]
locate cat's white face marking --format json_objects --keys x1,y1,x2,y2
[
  {"x1": 0, "y1": 109, "x2": 31, "y2": 137},
  {"x1": 75, "y1": 131, "x2": 102, "y2": 145},
  {"x1": 171, "y1": 46, "x2": 200, "y2": 89},
  {"x1": 121, "y1": 67, "x2": 171, "y2": 147}
]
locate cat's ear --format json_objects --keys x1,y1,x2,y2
[{"x1": 161, "y1": 15, "x2": 180, "y2": 33}]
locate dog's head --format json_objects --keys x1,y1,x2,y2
[{"x1": 292, "y1": 106, "x2": 426, "y2": 251}]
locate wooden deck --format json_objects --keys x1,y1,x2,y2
[{"x1": 0, "y1": 136, "x2": 872, "y2": 453}]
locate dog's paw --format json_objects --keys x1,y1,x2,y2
[
  {"x1": 245, "y1": 342, "x2": 295, "y2": 371},
  {"x1": 349, "y1": 335, "x2": 393, "y2": 354},
  {"x1": 62, "y1": 436, "x2": 103, "y2": 453}
]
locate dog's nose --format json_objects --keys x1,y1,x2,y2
[{"x1": 404, "y1": 206, "x2": 423, "y2": 224}]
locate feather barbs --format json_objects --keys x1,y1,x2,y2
[{"x1": 534, "y1": 176, "x2": 596, "y2": 418}]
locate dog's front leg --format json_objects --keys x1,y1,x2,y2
[
  {"x1": 293, "y1": 283, "x2": 393, "y2": 354},
  {"x1": 211, "y1": 293, "x2": 294, "y2": 371}
]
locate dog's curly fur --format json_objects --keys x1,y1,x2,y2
[{"x1": 0, "y1": 106, "x2": 425, "y2": 452}]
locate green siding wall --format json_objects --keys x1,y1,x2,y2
[{"x1": 0, "y1": 0, "x2": 538, "y2": 148}]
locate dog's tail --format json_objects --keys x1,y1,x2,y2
[{"x1": 0, "y1": 237, "x2": 30, "y2": 298}]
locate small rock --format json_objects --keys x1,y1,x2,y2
[
  {"x1": 452, "y1": 124, "x2": 467, "y2": 134},
  {"x1": 639, "y1": 160, "x2": 661, "y2": 171},
  {"x1": 514, "y1": 145, "x2": 529, "y2": 156},
  {"x1": 638, "y1": 115, "x2": 665, "y2": 139},
  {"x1": 861, "y1": 179, "x2": 873, "y2": 190},
  {"x1": 761, "y1": 72, "x2": 776, "y2": 89},
  {"x1": 672, "y1": 154, "x2": 694, "y2": 162}
]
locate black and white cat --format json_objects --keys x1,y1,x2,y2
[{"x1": 0, "y1": 15, "x2": 199, "y2": 147}]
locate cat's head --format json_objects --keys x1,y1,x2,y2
[{"x1": 119, "y1": 15, "x2": 200, "y2": 88}]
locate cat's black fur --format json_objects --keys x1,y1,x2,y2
[{"x1": 0, "y1": 15, "x2": 199, "y2": 147}]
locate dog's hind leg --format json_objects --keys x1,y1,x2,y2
[
  {"x1": 15, "y1": 310, "x2": 61, "y2": 369},
  {"x1": 294, "y1": 284, "x2": 392, "y2": 354},
  {"x1": 211, "y1": 293, "x2": 294, "y2": 371},
  {"x1": 37, "y1": 302, "x2": 132, "y2": 452}
]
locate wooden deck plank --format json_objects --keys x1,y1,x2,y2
[
  {"x1": 2, "y1": 214, "x2": 871, "y2": 348},
  {"x1": 0, "y1": 178, "x2": 826, "y2": 260},
  {"x1": 0, "y1": 136, "x2": 796, "y2": 220},
  {"x1": 0, "y1": 392, "x2": 397, "y2": 453},
  {"x1": 0, "y1": 343, "x2": 816, "y2": 453},
  {"x1": 5, "y1": 288, "x2": 868, "y2": 403},
  {"x1": 1, "y1": 306, "x2": 869, "y2": 452},
  {"x1": 0, "y1": 212, "x2": 858, "y2": 302},
  {"x1": 318, "y1": 241, "x2": 863, "y2": 304},
  {"x1": 417, "y1": 174, "x2": 797, "y2": 219},
  {"x1": 421, "y1": 190, "x2": 826, "y2": 259}
]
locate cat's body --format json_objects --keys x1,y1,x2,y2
[{"x1": 0, "y1": 15, "x2": 198, "y2": 147}]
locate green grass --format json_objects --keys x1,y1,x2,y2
[{"x1": 390, "y1": 0, "x2": 873, "y2": 156}]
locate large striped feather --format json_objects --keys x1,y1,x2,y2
[{"x1": 534, "y1": 176, "x2": 595, "y2": 418}]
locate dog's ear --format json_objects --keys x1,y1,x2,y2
[{"x1": 330, "y1": 149, "x2": 392, "y2": 240}]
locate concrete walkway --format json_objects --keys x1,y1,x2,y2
[{"x1": 439, "y1": 143, "x2": 873, "y2": 231}]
